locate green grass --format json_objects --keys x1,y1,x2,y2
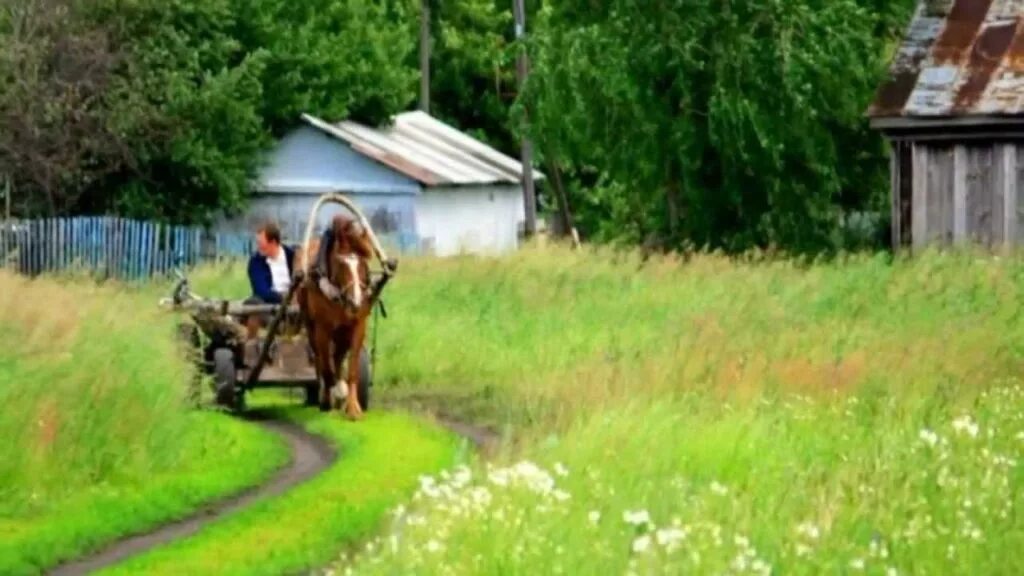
[
  {"x1": 0, "y1": 271, "x2": 287, "y2": 575},
  {"x1": 278, "y1": 243, "x2": 1024, "y2": 575},
  {"x1": 98, "y1": 401, "x2": 463, "y2": 576}
]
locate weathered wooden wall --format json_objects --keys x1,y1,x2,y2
[{"x1": 894, "y1": 141, "x2": 1024, "y2": 251}]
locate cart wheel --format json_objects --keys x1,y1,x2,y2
[
  {"x1": 213, "y1": 348, "x2": 238, "y2": 409},
  {"x1": 358, "y1": 346, "x2": 372, "y2": 411}
]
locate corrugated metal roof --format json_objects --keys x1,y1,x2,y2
[
  {"x1": 868, "y1": 0, "x2": 1024, "y2": 119},
  {"x1": 301, "y1": 111, "x2": 544, "y2": 187}
]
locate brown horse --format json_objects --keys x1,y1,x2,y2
[{"x1": 297, "y1": 215, "x2": 375, "y2": 420}]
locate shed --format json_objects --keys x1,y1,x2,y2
[
  {"x1": 218, "y1": 111, "x2": 543, "y2": 257},
  {"x1": 867, "y1": 0, "x2": 1024, "y2": 251}
]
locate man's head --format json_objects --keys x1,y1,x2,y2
[{"x1": 256, "y1": 221, "x2": 282, "y2": 257}]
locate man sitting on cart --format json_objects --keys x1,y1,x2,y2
[
  {"x1": 247, "y1": 221, "x2": 295, "y2": 305},
  {"x1": 246, "y1": 217, "x2": 376, "y2": 310}
]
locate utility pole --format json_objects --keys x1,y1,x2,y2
[
  {"x1": 419, "y1": 0, "x2": 431, "y2": 113},
  {"x1": 513, "y1": 0, "x2": 537, "y2": 238}
]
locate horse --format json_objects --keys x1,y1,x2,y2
[{"x1": 297, "y1": 215, "x2": 375, "y2": 420}]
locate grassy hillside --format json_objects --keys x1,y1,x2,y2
[
  {"x1": 290, "y1": 244, "x2": 1024, "y2": 575},
  {"x1": 0, "y1": 271, "x2": 286, "y2": 574}
]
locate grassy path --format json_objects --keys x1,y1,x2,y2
[
  {"x1": 96, "y1": 402, "x2": 461, "y2": 576},
  {"x1": 0, "y1": 413, "x2": 286, "y2": 576},
  {"x1": 50, "y1": 418, "x2": 334, "y2": 576}
]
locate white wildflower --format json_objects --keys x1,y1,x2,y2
[
  {"x1": 623, "y1": 509, "x2": 652, "y2": 527},
  {"x1": 588, "y1": 510, "x2": 601, "y2": 525},
  {"x1": 426, "y1": 539, "x2": 443, "y2": 553},
  {"x1": 952, "y1": 416, "x2": 979, "y2": 438},
  {"x1": 886, "y1": 568, "x2": 898, "y2": 576},
  {"x1": 553, "y1": 462, "x2": 569, "y2": 477},
  {"x1": 632, "y1": 534, "x2": 652, "y2": 554},
  {"x1": 919, "y1": 428, "x2": 939, "y2": 447},
  {"x1": 795, "y1": 521, "x2": 820, "y2": 540},
  {"x1": 655, "y1": 527, "x2": 688, "y2": 551},
  {"x1": 850, "y1": 558, "x2": 866, "y2": 571},
  {"x1": 710, "y1": 481, "x2": 729, "y2": 495},
  {"x1": 552, "y1": 489, "x2": 571, "y2": 502}
]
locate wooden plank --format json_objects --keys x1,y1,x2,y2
[
  {"x1": 1016, "y1": 145, "x2": 1024, "y2": 248},
  {"x1": 88, "y1": 218, "x2": 96, "y2": 271},
  {"x1": 33, "y1": 219, "x2": 40, "y2": 275},
  {"x1": 48, "y1": 218, "x2": 52, "y2": 272},
  {"x1": 923, "y1": 145, "x2": 954, "y2": 246},
  {"x1": 140, "y1": 222, "x2": 149, "y2": 277},
  {"x1": 953, "y1": 145, "x2": 967, "y2": 243},
  {"x1": 1000, "y1": 145, "x2": 1018, "y2": 250},
  {"x1": 890, "y1": 143, "x2": 900, "y2": 250},
  {"x1": 61, "y1": 218, "x2": 68, "y2": 270},
  {"x1": 126, "y1": 220, "x2": 134, "y2": 279},
  {"x1": 63, "y1": 218, "x2": 68, "y2": 270},
  {"x1": 133, "y1": 220, "x2": 142, "y2": 279},
  {"x1": 151, "y1": 222, "x2": 160, "y2": 276},
  {"x1": 108, "y1": 217, "x2": 117, "y2": 279},
  {"x1": 163, "y1": 224, "x2": 171, "y2": 275},
  {"x1": 912, "y1": 143, "x2": 928, "y2": 250},
  {"x1": 966, "y1": 146, "x2": 997, "y2": 246}
]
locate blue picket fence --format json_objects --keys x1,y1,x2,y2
[{"x1": 0, "y1": 217, "x2": 255, "y2": 279}]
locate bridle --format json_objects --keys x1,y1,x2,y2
[{"x1": 326, "y1": 251, "x2": 369, "y2": 312}]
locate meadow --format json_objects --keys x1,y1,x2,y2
[
  {"x1": 4, "y1": 244, "x2": 1024, "y2": 575},
  {"x1": 299, "y1": 245, "x2": 1024, "y2": 575},
  {"x1": 0, "y1": 270, "x2": 462, "y2": 575},
  {"x1": 0, "y1": 270, "x2": 287, "y2": 574}
]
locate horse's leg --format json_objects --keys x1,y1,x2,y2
[
  {"x1": 304, "y1": 315, "x2": 320, "y2": 407},
  {"x1": 313, "y1": 326, "x2": 334, "y2": 412},
  {"x1": 332, "y1": 329, "x2": 351, "y2": 412},
  {"x1": 345, "y1": 319, "x2": 367, "y2": 420}
]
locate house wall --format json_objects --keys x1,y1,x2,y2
[
  {"x1": 217, "y1": 193, "x2": 420, "y2": 253},
  {"x1": 892, "y1": 140, "x2": 1024, "y2": 250},
  {"x1": 257, "y1": 126, "x2": 420, "y2": 195},
  {"x1": 414, "y1": 185, "x2": 525, "y2": 256},
  {"x1": 215, "y1": 126, "x2": 528, "y2": 257}
]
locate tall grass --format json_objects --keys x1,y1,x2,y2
[
  {"x1": 290, "y1": 244, "x2": 1024, "y2": 575},
  {"x1": 0, "y1": 271, "x2": 286, "y2": 574}
]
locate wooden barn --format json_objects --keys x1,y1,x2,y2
[
  {"x1": 217, "y1": 111, "x2": 543, "y2": 257},
  {"x1": 868, "y1": 0, "x2": 1024, "y2": 251}
]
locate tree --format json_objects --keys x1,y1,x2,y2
[
  {"x1": 523, "y1": 0, "x2": 915, "y2": 253},
  {"x1": 0, "y1": 0, "x2": 420, "y2": 223},
  {"x1": 0, "y1": 0, "x2": 127, "y2": 216}
]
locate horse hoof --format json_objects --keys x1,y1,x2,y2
[{"x1": 346, "y1": 403, "x2": 364, "y2": 421}]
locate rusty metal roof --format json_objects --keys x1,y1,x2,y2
[
  {"x1": 301, "y1": 111, "x2": 544, "y2": 187},
  {"x1": 868, "y1": 0, "x2": 1024, "y2": 120}
]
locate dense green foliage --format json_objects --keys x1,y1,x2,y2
[
  {"x1": 0, "y1": 272, "x2": 286, "y2": 574},
  {"x1": 0, "y1": 0, "x2": 417, "y2": 223},
  {"x1": 524, "y1": 0, "x2": 915, "y2": 252},
  {"x1": 1, "y1": 0, "x2": 917, "y2": 252}
]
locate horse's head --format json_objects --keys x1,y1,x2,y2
[{"x1": 329, "y1": 215, "x2": 372, "y2": 309}]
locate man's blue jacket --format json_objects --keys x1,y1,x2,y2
[{"x1": 247, "y1": 245, "x2": 295, "y2": 304}]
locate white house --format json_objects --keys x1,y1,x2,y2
[{"x1": 217, "y1": 111, "x2": 543, "y2": 257}]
